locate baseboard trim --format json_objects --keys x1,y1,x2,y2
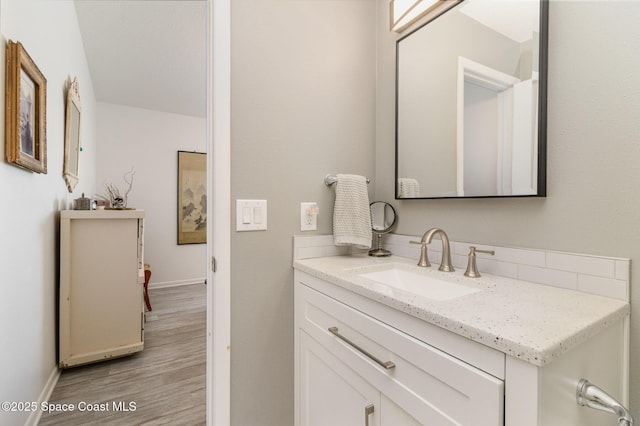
[
  {"x1": 25, "y1": 366, "x2": 60, "y2": 426},
  {"x1": 148, "y1": 278, "x2": 206, "y2": 289}
]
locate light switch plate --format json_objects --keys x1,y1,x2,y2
[{"x1": 236, "y1": 200, "x2": 267, "y2": 231}]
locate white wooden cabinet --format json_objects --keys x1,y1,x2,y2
[
  {"x1": 294, "y1": 269, "x2": 627, "y2": 426},
  {"x1": 59, "y1": 210, "x2": 145, "y2": 368},
  {"x1": 300, "y1": 330, "x2": 380, "y2": 426},
  {"x1": 295, "y1": 271, "x2": 504, "y2": 426}
]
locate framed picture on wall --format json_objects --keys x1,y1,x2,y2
[
  {"x1": 177, "y1": 151, "x2": 207, "y2": 244},
  {"x1": 5, "y1": 40, "x2": 47, "y2": 173}
]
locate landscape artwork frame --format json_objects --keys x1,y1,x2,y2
[
  {"x1": 5, "y1": 40, "x2": 47, "y2": 173},
  {"x1": 177, "y1": 151, "x2": 207, "y2": 244}
]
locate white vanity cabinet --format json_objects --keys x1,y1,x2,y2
[
  {"x1": 295, "y1": 271, "x2": 504, "y2": 426},
  {"x1": 294, "y1": 268, "x2": 628, "y2": 426},
  {"x1": 59, "y1": 210, "x2": 145, "y2": 368}
]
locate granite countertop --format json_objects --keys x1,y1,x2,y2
[{"x1": 293, "y1": 254, "x2": 630, "y2": 367}]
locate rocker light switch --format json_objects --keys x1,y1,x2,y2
[
  {"x1": 236, "y1": 200, "x2": 267, "y2": 231},
  {"x1": 253, "y1": 207, "x2": 262, "y2": 224},
  {"x1": 242, "y1": 207, "x2": 252, "y2": 224}
]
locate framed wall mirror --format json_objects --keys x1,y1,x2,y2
[
  {"x1": 63, "y1": 78, "x2": 81, "y2": 192},
  {"x1": 395, "y1": 0, "x2": 548, "y2": 199}
]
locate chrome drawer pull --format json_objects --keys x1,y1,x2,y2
[
  {"x1": 328, "y1": 326, "x2": 396, "y2": 370},
  {"x1": 364, "y1": 404, "x2": 374, "y2": 426}
]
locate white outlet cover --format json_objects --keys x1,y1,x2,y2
[{"x1": 300, "y1": 202, "x2": 318, "y2": 231}]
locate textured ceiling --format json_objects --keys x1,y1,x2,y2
[{"x1": 74, "y1": 0, "x2": 207, "y2": 118}]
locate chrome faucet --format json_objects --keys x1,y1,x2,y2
[{"x1": 410, "y1": 228, "x2": 454, "y2": 272}]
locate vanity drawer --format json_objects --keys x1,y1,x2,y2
[{"x1": 296, "y1": 281, "x2": 504, "y2": 426}]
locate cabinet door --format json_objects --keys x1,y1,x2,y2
[
  {"x1": 380, "y1": 394, "x2": 421, "y2": 426},
  {"x1": 297, "y1": 280, "x2": 504, "y2": 426},
  {"x1": 300, "y1": 331, "x2": 379, "y2": 426},
  {"x1": 69, "y1": 218, "x2": 141, "y2": 350},
  {"x1": 59, "y1": 214, "x2": 144, "y2": 368}
]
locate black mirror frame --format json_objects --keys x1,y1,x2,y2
[{"x1": 394, "y1": 0, "x2": 548, "y2": 200}]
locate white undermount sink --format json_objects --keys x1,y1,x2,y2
[{"x1": 359, "y1": 265, "x2": 481, "y2": 301}]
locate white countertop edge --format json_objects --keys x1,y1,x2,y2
[{"x1": 293, "y1": 254, "x2": 630, "y2": 367}]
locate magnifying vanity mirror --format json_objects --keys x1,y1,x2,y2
[
  {"x1": 396, "y1": 0, "x2": 548, "y2": 199},
  {"x1": 63, "y1": 78, "x2": 81, "y2": 192},
  {"x1": 369, "y1": 201, "x2": 397, "y2": 257}
]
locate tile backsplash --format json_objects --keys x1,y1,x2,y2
[
  {"x1": 293, "y1": 235, "x2": 368, "y2": 259},
  {"x1": 293, "y1": 234, "x2": 630, "y2": 302}
]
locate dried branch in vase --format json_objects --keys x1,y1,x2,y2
[{"x1": 96, "y1": 167, "x2": 136, "y2": 209}]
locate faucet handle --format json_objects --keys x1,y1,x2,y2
[
  {"x1": 464, "y1": 246, "x2": 495, "y2": 278},
  {"x1": 410, "y1": 240, "x2": 431, "y2": 267}
]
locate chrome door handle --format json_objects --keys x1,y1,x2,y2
[
  {"x1": 577, "y1": 379, "x2": 634, "y2": 426},
  {"x1": 364, "y1": 404, "x2": 374, "y2": 426},
  {"x1": 328, "y1": 327, "x2": 396, "y2": 370}
]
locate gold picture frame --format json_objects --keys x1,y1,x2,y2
[
  {"x1": 177, "y1": 151, "x2": 207, "y2": 244},
  {"x1": 5, "y1": 40, "x2": 47, "y2": 173}
]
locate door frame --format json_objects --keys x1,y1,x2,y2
[
  {"x1": 456, "y1": 57, "x2": 520, "y2": 196},
  {"x1": 207, "y1": 0, "x2": 231, "y2": 424}
]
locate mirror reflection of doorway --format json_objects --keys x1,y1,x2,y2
[{"x1": 457, "y1": 57, "x2": 538, "y2": 196}]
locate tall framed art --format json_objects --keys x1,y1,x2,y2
[{"x1": 177, "y1": 151, "x2": 207, "y2": 244}]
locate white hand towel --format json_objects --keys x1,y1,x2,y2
[
  {"x1": 398, "y1": 178, "x2": 421, "y2": 198},
  {"x1": 333, "y1": 174, "x2": 372, "y2": 249}
]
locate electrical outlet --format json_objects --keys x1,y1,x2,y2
[{"x1": 300, "y1": 202, "x2": 318, "y2": 231}]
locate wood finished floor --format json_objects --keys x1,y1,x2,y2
[{"x1": 39, "y1": 284, "x2": 206, "y2": 426}]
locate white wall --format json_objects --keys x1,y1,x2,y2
[
  {"x1": 0, "y1": 1, "x2": 97, "y2": 425},
  {"x1": 96, "y1": 102, "x2": 207, "y2": 287},
  {"x1": 377, "y1": 0, "x2": 640, "y2": 419}
]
